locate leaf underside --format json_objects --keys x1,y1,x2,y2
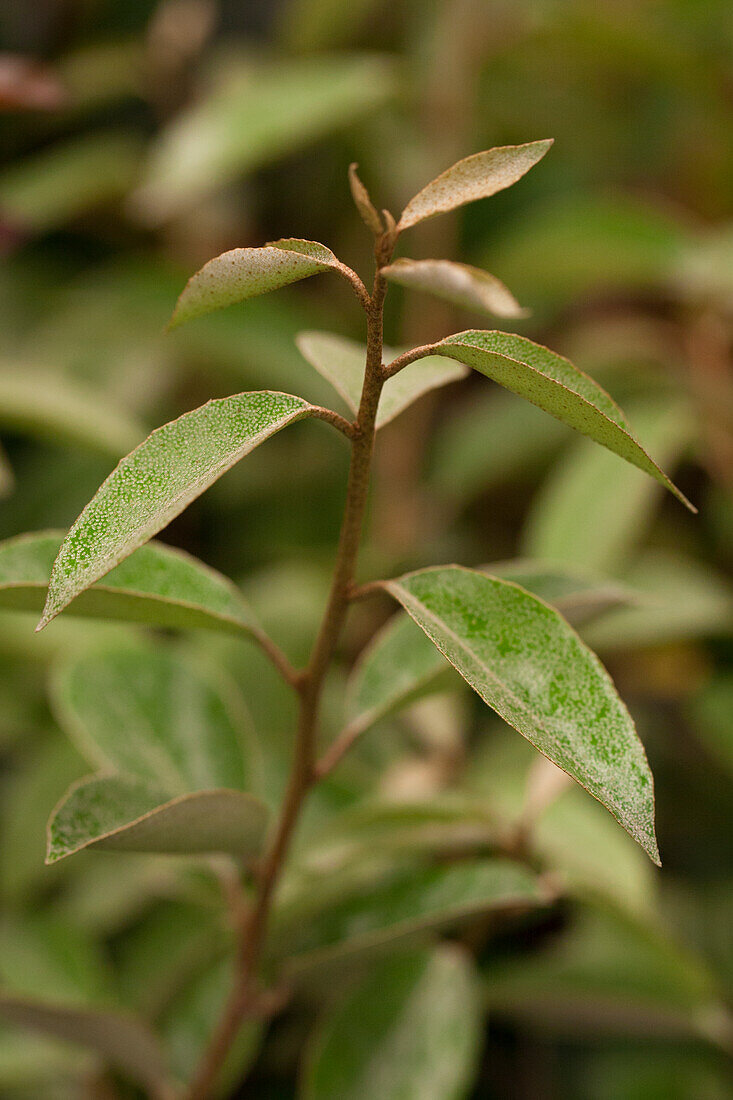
[
  {"x1": 379, "y1": 566, "x2": 659, "y2": 863},
  {"x1": 382, "y1": 258, "x2": 527, "y2": 319}
]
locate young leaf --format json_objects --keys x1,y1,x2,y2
[
  {"x1": 168, "y1": 242, "x2": 361, "y2": 331},
  {"x1": 377, "y1": 566, "x2": 660, "y2": 863},
  {"x1": 268, "y1": 858, "x2": 544, "y2": 976},
  {"x1": 346, "y1": 562, "x2": 638, "y2": 739},
  {"x1": 301, "y1": 946, "x2": 482, "y2": 1100},
  {"x1": 397, "y1": 140, "x2": 553, "y2": 231},
  {"x1": 382, "y1": 258, "x2": 527, "y2": 318},
  {"x1": 51, "y1": 642, "x2": 258, "y2": 795},
  {"x1": 296, "y1": 331, "x2": 467, "y2": 428},
  {"x1": 47, "y1": 777, "x2": 269, "y2": 862},
  {"x1": 348, "y1": 163, "x2": 383, "y2": 235},
  {"x1": 0, "y1": 530, "x2": 258, "y2": 635},
  {"x1": 0, "y1": 368, "x2": 144, "y2": 457},
  {"x1": 39, "y1": 391, "x2": 325, "y2": 629},
  {"x1": 418, "y1": 331, "x2": 694, "y2": 510}
]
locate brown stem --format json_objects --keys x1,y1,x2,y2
[
  {"x1": 185, "y1": 234, "x2": 394, "y2": 1100},
  {"x1": 383, "y1": 342, "x2": 439, "y2": 378}
]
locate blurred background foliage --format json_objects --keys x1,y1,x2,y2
[{"x1": 0, "y1": 0, "x2": 732, "y2": 1096}]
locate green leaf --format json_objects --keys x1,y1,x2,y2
[
  {"x1": 397, "y1": 140, "x2": 553, "y2": 231},
  {"x1": 162, "y1": 956, "x2": 262, "y2": 1096},
  {"x1": 51, "y1": 642, "x2": 259, "y2": 794},
  {"x1": 483, "y1": 905, "x2": 728, "y2": 1045},
  {"x1": 0, "y1": 530, "x2": 259, "y2": 635},
  {"x1": 582, "y1": 551, "x2": 733, "y2": 653},
  {"x1": 0, "y1": 369, "x2": 144, "y2": 458},
  {"x1": 269, "y1": 859, "x2": 544, "y2": 976},
  {"x1": 522, "y1": 398, "x2": 694, "y2": 572},
  {"x1": 132, "y1": 55, "x2": 395, "y2": 221},
  {"x1": 0, "y1": 997, "x2": 170, "y2": 1096},
  {"x1": 0, "y1": 916, "x2": 169, "y2": 1094},
  {"x1": 301, "y1": 946, "x2": 482, "y2": 1100},
  {"x1": 422, "y1": 331, "x2": 693, "y2": 510},
  {"x1": 295, "y1": 331, "x2": 467, "y2": 428},
  {"x1": 346, "y1": 562, "x2": 638, "y2": 739},
  {"x1": 0, "y1": 132, "x2": 141, "y2": 233},
  {"x1": 378, "y1": 566, "x2": 660, "y2": 863},
  {"x1": 382, "y1": 259, "x2": 527, "y2": 318},
  {"x1": 38, "y1": 390, "x2": 322, "y2": 629},
  {"x1": 47, "y1": 777, "x2": 269, "y2": 863},
  {"x1": 168, "y1": 241, "x2": 357, "y2": 330}
]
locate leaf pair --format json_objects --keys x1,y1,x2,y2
[{"x1": 47, "y1": 642, "x2": 269, "y2": 863}]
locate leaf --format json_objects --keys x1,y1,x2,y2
[
  {"x1": 295, "y1": 331, "x2": 467, "y2": 428},
  {"x1": 0, "y1": 530, "x2": 259, "y2": 636},
  {"x1": 0, "y1": 368, "x2": 144, "y2": 457},
  {"x1": 582, "y1": 551, "x2": 733, "y2": 653},
  {"x1": 382, "y1": 259, "x2": 527, "y2": 318},
  {"x1": 348, "y1": 163, "x2": 383, "y2": 235},
  {"x1": 162, "y1": 956, "x2": 262, "y2": 1096},
  {"x1": 421, "y1": 331, "x2": 694, "y2": 510},
  {"x1": 0, "y1": 132, "x2": 141, "y2": 233},
  {"x1": 0, "y1": 997, "x2": 171, "y2": 1096},
  {"x1": 378, "y1": 566, "x2": 660, "y2": 863},
  {"x1": 132, "y1": 55, "x2": 395, "y2": 220},
  {"x1": 346, "y1": 562, "x2": 638, "y2": 739},
  {"x1": 0, "y1": 916, "x2": 169, "y2": 1095},
  {"x1": 483, "y1": 905, "x2": 728, "y2": 1044},
  {"x1": 168, "y1": 241, "x2": 358, "y2": 331},
  {"x1": 301, "y1": 946, "x2": 482, "y2": 1100},
  {"x1": 38, "y1": 390, "x2": 322, "y2": 629},
  {"x1": 47, "y1": 777, "x2": 269, "y2": 863},
  {"x1": 397, "y1": 140, "x2": 553, "y2": 231},
  {"x1": 522, "y1": 398, "x2": 694, "y2": 572},
  {"x1": 268, "y1": 858, "x2": 544, "y2": 976},
  {"x1": 50, "y1": 642, "x2": 258, "y2": 795}
]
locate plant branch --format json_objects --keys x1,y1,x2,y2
[
  {"x1": 382, "y1": 341, "x2": 439, "y2": 378},
  {"x1": 185, "y1": 229, "x2": 396, "y2": 1100},
  {"x1": 309, "y1": 405, "x2": 360, "y2": 439}
]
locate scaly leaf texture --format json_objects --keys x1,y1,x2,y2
[
  {"x1": 39, "y1": 391, "x2": 319, "y2": 628},
  {"x1": 424, "y1": 331, "x2": 694, "y2": 510},
  {"x1": 168, "y1": 242, "x2": 356, "y2": 330},
  {"x1": 397, "y1": 140, "x2": 553, "y2": 230},
  {"x1": 0, "y1": 530, "x2": 258, "y2": 635},
  {"x1": 378, "y1": 567, "x2": 660, "y2": 863}
]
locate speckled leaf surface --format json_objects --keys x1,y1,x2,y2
[
  {"x1": 295, "y1": 331, "x2": 466, "y2": 428},
  {"x1": 382, "y1": 258, "x2": 527, "y2": 318},
  {"x1": 47, "y1": 777, "x2": 269, "y2": 862},
  {"x1": 268, "y1": 859, "x2": 544, "y2": 975},
  {"x1": 397, "y1": 141, "x2": 553, "y2": 230},
  {"x1": 301, "y1": 946, "x2": 482, "y2": 1100},
  {"x1": 51, "y1": 643, "x2": 258, "y2": 794},
  {"x1": 0, "y1": 530, "x2": 258, "y2": 634},
  {"x1": 378, "y1": 567, "x2": 660, "y2": 863},
  {"x1": 0, "y1": 368, "x2": 144, "y2": 457},
  {"x1": 427, "y1": 331, "x2": 693, "y2": 509},
  {"x1": 346, "y1": 561, "x2": 638, "y2": 738},
  {"x1": 39, "y1": 390, "x2": 317, "y2": 628},
  {"x1": 169, "y1": 242, "x2": 351, "y2": 329}
]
